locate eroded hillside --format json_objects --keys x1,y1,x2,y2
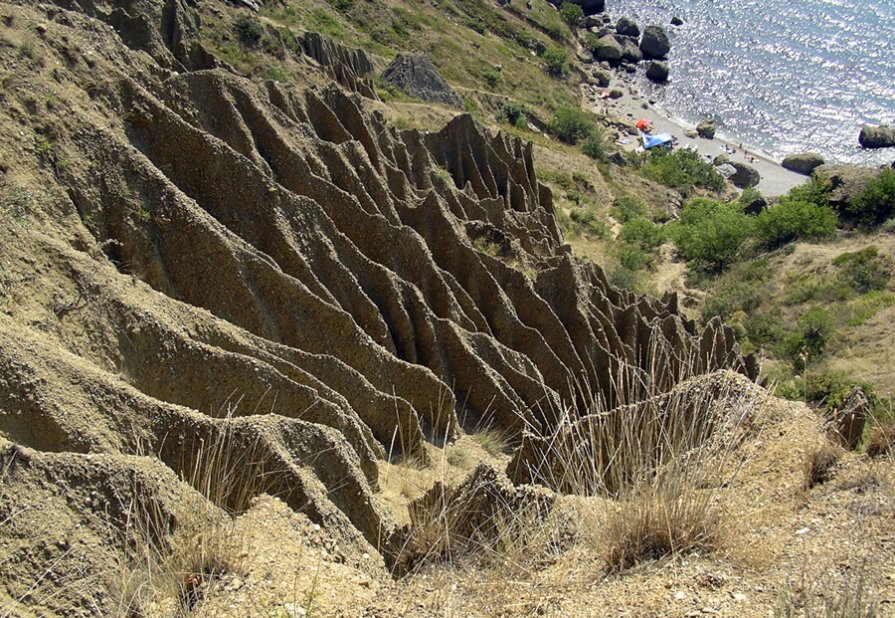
[{"x1": 1, "y1": 2, "x2": 891, "y2": 617}]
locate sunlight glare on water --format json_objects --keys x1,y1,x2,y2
[{"x1": 606, "y1": 0, "x2": 895, "y2": 165}]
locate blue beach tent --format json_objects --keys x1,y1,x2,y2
[{"x1": 641, "y1": 132, "x2": 674, "y2": 149}]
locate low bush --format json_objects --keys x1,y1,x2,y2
[
  {"x1": 618, "y1": 218, "x2": 666, "y2": 251},
  {"x1": 581, "y1": 131, "x2": 609, "y2": 161},
  {"x1": 639, "y1": 149, "x2": 726, "y2": 197},
  {"x1": 670, "y1": 198, "x2": 754, "y2": 271},
  {"x1": 755, "y1": 200, "x2": 838, "y2": 248},
  {"x1": 784, "y1": 175, "x2": 833, "y2": 209},
  {"x1": 235, "y1": 14, "x2": 264, "y2": 47},
  {"x1": 611, "y1": 196, "x2": 647, "y2": 223},
  {"x1": 568, "y1": 207, "x2": 608, "y2": 239},
  {"x1": 549, "y1": 107, "x2": 595, "y2": 145},
  {"x1": 496, "y1": 100, "x2": 527, "y2": 128},
  {"x1": 847, "y1": 168, "x2": 895, "y2": 225},
  {"x1": 784, "y1": 306, "x2": 835, "y2": 367},
  {"x1": 559, "y1": 2, "x2": 584, "y2": 26}
]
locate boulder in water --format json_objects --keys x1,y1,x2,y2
[
  {"x1": 640, "y1": 25, "x2": 671, "y2": 59},
  {"x1": 859, "y1": 124, "x2": 895, "y2": 149},
  {"x1": 380, "y1": 53, "x2": 462, "y2": 108},
  {"x1": 781, "y1": 152, "x2": 825, "y2": 175},
  {"x1": 646, "y1": 60, "x2": 669, "y2": 83}
]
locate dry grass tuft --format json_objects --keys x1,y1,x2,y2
[
  {"x1": 109, "y1": 423, "x2": 281, "y2": 616},
  {"x1": 601, "y1": 476, "x2": 724, "y2": 573},
  {"x1": 804, "y1": 443, "x2": 842, "y2": 489}
]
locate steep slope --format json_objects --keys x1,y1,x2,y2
[{"x1": 0, "y1": 1, "x2": 752, "y2": 614}]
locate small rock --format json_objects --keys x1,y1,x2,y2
[
  {"x1": 796, "y1": 527, "x2": 810, "y2": 535},
  {"x1": 671, "y1": 16, "x2": 684, "y2": 26},
  {"x1": 675, "y1": 591, "x2": 687, "y2": 600},
  {"x1": 732, "y1": 593, "x2": 747, "y2": 602}
]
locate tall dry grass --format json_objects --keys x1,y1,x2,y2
[{"x1": 109, "y1": 418, "x2": 285, "y2": 616}]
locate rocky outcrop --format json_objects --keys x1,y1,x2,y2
[
  {"x1": 782, "y1": 152, "x2": 825, "y2": 175},
  {"x1": 859, "y1": 124, "x2": 895, "y2": 149},
  {"x1": 639, "y1": 25, "x2": 671, "y2": 59},
  {"x1": 697, "y1": 118, "x2": 717, "y2": 139},
  {"x1": 380, "y1": 53, "x2": 463, "y2": 108},
  {"x1": 813, "y1": 164, "x2": 880, "y2": 209},
  {"x1": 646, "y1": 60, "x2": 669, "y2": 83}
]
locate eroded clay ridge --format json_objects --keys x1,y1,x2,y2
[{"x1": 0, "y1": 0, "x2": 753, "y2": 592}]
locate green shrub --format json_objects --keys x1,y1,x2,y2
[
  {"x1": 833, "y1": 245, "x2": 893, "y2": 294},
  {"x1": 549, "y1": 107, "x2": 595, "y2": 145},
  {"x1": 559, "y1": 2, "x2": 584, "y2": 26},
  {"x1": 618, "y1": 218, "x2": 666, "y2": 251},
  {"x1": 847, "y1": 168, "x2": 895, "y2": 225},
  {"x1": 582, "y1": 32, "x2": 600, "y2": 54},
  {"x1": 483, "y1": 68, "x2": 500, "y2": 88},
  {"x1": 543, "y1": 46, "x2": 570, "y2": 77},
  {"x1": 669, "y1": 198, "x2": 754, "y2": 271},
  {"x1": 755, "y1": 200, "x2": 838, "y2": 248},
  {"x1": 608, "y1": 265, "x2": 639, "y2": 291},
  {"x1": 235, "y1": 14, "x2": 264, "y2": 47},
  {"x1": 496, "y1": 100, "x2": 526, "y2": 128},
  {"x1": 784, "y1": 176, "x2": 833, "y2": 209},
  {"x1": 639, "y1": 149, "x2": 725, "y2": 197},
  {"x1": 617, "y1": 243, "x2": 653, "y2": 271},
  {"x1": 611, "y1": 196, "x2": 647, "y2": 223},
  {"x1": 581, "y1": 131, "x2": 609, "y2": 161}
]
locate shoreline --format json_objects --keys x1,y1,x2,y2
[{"x1": 583, "y1": 69, "x2": 806, "y2": 197}]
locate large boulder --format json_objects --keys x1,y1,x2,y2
[
  {"x1": 615, "y1": 16, "x2": 640, "y2": 38},
  {"x1": 640, "y1": 25, "x2": 671, "y2": 59},
  {"x1": 781, "y1": 152, "x2": 825, "y2": 175},
  {"x1": 645, "y1": 60, "x2": 669, "y2": 83},
  {"x1": 729, "y1": 161, "x2": 761, "y2": 189},
  {"x1": 380, "y1": 53, "x2": 462, "y2": 108},
  {"x1": 617, "y1": 36, "x2": 643, "y2": 63},
  {"x1": 696, "y1": 118, "x2": 717, "y2": 139},
  {"x1": 859, "y1": 124, "x2": 895, "y2": 149},
  {"x1": 591, "y1": 34, "x2": 623, "y2": 62},
  {"x1": 559, "y1": 0, "x2": 605, "y2": 16}
]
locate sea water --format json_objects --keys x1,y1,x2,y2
[{"x1": 605, "y1": 0, "x2": 895, "y2": 166}]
